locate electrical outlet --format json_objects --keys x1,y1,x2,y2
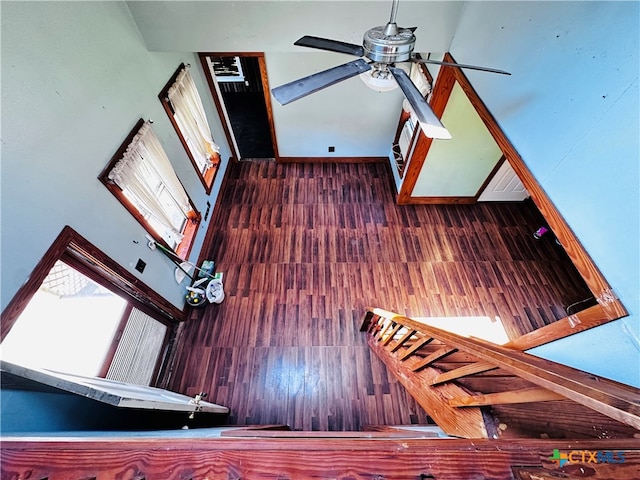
[
  {"x1": 135, "y1": 259, "x2": 146, "y2": 273},
  {"x1": 328, "y1": 146, "x2": 335, "y2": 152}
]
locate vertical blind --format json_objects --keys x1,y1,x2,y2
[{"x1": 106, "y1": 307, "x2": 167, "y2": 386}]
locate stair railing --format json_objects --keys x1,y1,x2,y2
[{"x1": 361, "y1": 307, "x2": 640, "y2": 437}]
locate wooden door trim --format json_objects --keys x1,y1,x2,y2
[
  {"x1": 399, "y1": 52, "x2": 626, "y2": 345},
  {"x1": 397, "y1": 60, "x2": 456, "y2": 204},
  {"x1": 258, "y1": 55, "x2": 279, "y2": 160},
  {"x1": 440, "y1": 52, "x2": 625, "y2": 322},
  {"x1": 0, "y1": 226, "x2": 185, "y2": 342}
]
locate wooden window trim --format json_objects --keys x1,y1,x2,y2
[
  {"x1": 98, "y1": 118, "x2": 200, "y2": 259},
  {"x1": 399, "y1": 53, "x2": 627, "y2": 349},
  {"x1": 159, "y1": 63, "x2": 221, "y2": 194},
  {"x1": 1, "y1": 226, "x2": 184, "y2": 342}
]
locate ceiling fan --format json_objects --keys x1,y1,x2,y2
[{"x1": 271, "y1": 0, "x2": 510, "y2": 139}]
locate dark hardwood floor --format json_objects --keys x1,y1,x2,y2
[
  {"x1": 165, "y1": 161, "x2": 593, "y2": 431},
  {"x1": 222, "y1": 92, "x2": 274, "y2": 159}
]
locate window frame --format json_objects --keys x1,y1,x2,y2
[
  {"x1": 98, "y1": 118, "x2": 201, "y2": 258},
  {"x1": 159, "y1": 63, "x2": 221, "y2": 195}
]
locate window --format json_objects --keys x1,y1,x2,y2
[
  {"x1": 160, "y1": 63, "x2": 221, "y2": 193},
  {"x1": 99, "y1": 119, "x2": 200, "y2": 257},
  {"x1": 209, "y1": 56, "x2": 245, "y2": 82}
]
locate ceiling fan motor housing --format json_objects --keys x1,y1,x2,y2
[{"x1": 363, "y1": 24, "x2": 416, "y2": 63}]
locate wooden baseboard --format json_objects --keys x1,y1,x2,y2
[
  {"x1": 277, "y1": 156, "x2": 387, "y2": 164},
  {"x1": 397, "y1": 196, "x2": 477, "y2": 205}
]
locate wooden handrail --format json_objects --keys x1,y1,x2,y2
[
  {"x1": 3, "y1": 437, "x2": 640, "y2": 479},
  {"x1": 363, "y1": 307, "x2": 640, "y2": 430}
]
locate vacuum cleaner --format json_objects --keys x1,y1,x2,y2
[{"x1": 145, "y1": 235, "x2": 224, "y2": 306}]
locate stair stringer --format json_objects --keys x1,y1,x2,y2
[{"x1": 367, "y1": 334, "x2": 493, "y2": 439}]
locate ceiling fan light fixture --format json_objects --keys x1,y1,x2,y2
[
  {"x1": 359, "y1": 70, "x2": 398, "y2": 92},
  {"x1": 272, "y1": 0, "x2": 508, "y2": 139}
]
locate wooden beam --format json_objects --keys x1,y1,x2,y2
[
  {"x1": 430, "y1": 361, "x2": 497, "y2": 386},
  {"x1": 390, "y1": 329, "x2": 417, "y2": 352},
  {"x1": 399, "y1": 335, "x2": 433, "y2": 360},
  {"x1": 4, "y1": 434, "x2": 639, "y2": 479},
  {"x1": 382, "y1": 323, "x2": 403, "y2": 346},
  {"x1": 376, "y1": 318, "x2": 395, "y2": 341},
  {"x1": 411, "y1": 346, "x2": 457, "y2": 372},
  {"x1": 506, "y1": 303, "x2": 625, "y2": 350},
  {"x1": 449, "y1": 387, "x2": 565, "y2": 407}
]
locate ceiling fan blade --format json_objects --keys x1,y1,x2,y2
[
  {"x1": 294, "y1": 35, "x2": 365, "y2": 57},
  {"x1": 272, "y1": 59, "x2": 372, "y2": 105},
  {"x1": 412, "y1": 58, "x2": 511, "y2": 76},
  {"x1": 389, "y1": 67, "x2": 451, "y2": 140}
]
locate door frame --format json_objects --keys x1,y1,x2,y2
[
  {"x1": 0, "y1": 226, "x2": 184, "y2": 373},
  {"x1": 199, "y1": 52, "x2": 279, "y2": 161}
]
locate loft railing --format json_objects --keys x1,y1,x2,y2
[{"x1": 361, "y1": 307, "x2": 640, "y2": 438}]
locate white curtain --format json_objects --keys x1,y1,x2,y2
[
  {"x1": 108, "y1": 122, "x2": 190, "y2": 240},
  {"x1": 402, "y1": 63, "x2": 433, "y2": 118},
  {"x1": 167, "y1": 65, "x2": 220, "y2": 172}
]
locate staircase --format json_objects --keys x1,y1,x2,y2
[{"x1": 361, "y1": 307, "x2": 640, "y2": 439}]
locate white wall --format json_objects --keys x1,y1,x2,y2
[
  {"x1": 413, "y1": 82, "x2": 503, "y2": 196},
  {"x1": 1, "y1": 1, "x2": 231, "y2": 311},
  {"x1": 266, "y1": 52, "x2": 405, "y2": 157},
  {"x1": 450, "y1": 1, "x2": 639, "y2": 386}
]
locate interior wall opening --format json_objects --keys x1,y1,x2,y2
[
  {"x1": 401, "y1": 52, "x2": 626, "y2": 346},
  {"x1": 199, "y1": 53, "x2": 278, "y2": 161}
]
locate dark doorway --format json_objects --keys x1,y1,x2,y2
[{"x1": 200, "y1": 54, "x2": 275, "y2": 160}]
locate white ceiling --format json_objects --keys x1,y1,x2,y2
[
  {"x1": 126, "y1": 1, "x2": 464, "y2": 54},
  {"x1": 127, "y1": 1, "x2": 466, "y2": 158}
]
